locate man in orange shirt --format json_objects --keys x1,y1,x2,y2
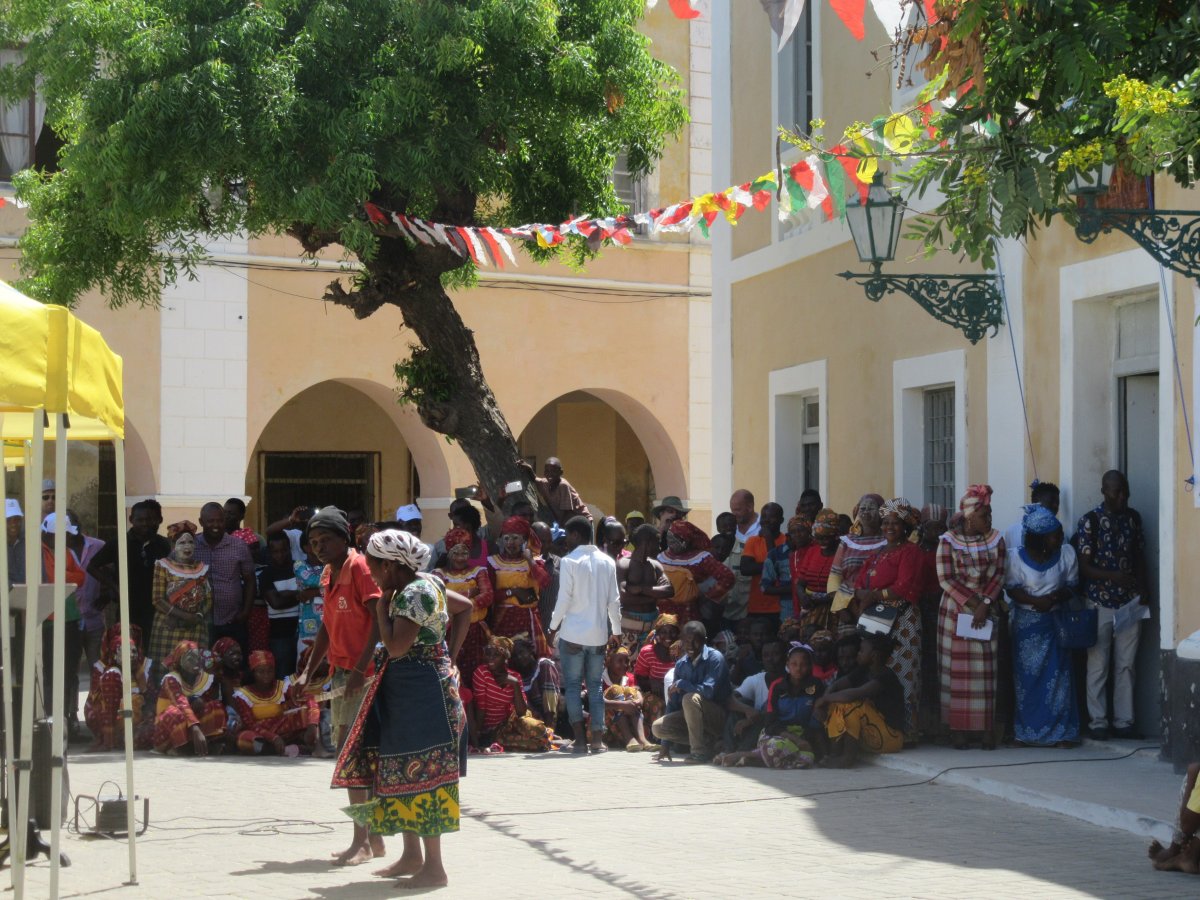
[
  {"x1": 297, "y1": 506, "x2": 383, "y2": 868},
  {"x1": 740, "y1": 503, "x2": 787, "y2": 628}
]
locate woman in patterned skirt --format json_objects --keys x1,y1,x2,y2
[
  {"x1": 936, "y1": 485, "x2": 1007, "y2": 750},
  {"x1": 854, "y1": 498, "x2": 924, "y2": 744},
  {"x1": 333, "y1": 530, "x2": 472, "y2": 890}
]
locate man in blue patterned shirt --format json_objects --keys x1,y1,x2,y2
[{"x1": 1076, "y1": 470, "x2": 1147, "y2": 741}]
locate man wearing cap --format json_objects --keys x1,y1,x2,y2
[
  {"x1": 651, "y1": 496, "x2": 690, "y2": 553},
  {"x1": 297, "y1": 506, "x2": 384, "y2": 866},
  {"x1": 517, "y1": 456, "x2": 591, "y2": 526},
  {"x1": 194, "y1": 501, "x2": 257, "y2": 656},
  {"x1": 624, "y1": 511, "x2": 645, "y2": 553},
  {"x1": 5, "y1": 499, "x2": 24, "y2": 586},
  {"x1": 38, "y1": 513, "x2": 87, "y2": 718},
  {"x1": 395, "y1": 503, "x2": 423, "y2": 538},
  {"x1": 41, "y1": 479, "x2": 55, "y2": 519}
]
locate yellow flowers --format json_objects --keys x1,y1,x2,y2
[
  {"x1": 962, "y1": 165, "x2": 987, "y2": 188},
  {"x1": 1103, "y1": 75, "x2": 1186, "y2": 118},
  {"x1": 1056, "y1": 140, "x2": 1106, "y2": 173}
]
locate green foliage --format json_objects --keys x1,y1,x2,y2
[
  {"x1": 892, "y1": 0, "x2": 1200, "y2": 266},
  {"x1": 393, "y1": 344, "x2": 455, "y2": 406},
  {"x1": 0, "y1": 0, "x2": 687, "y2": 306}
]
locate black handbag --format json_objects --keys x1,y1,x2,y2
[
  {"x1": 857, "y1": 602, "x2": 900, "y2": 635},
  {"x1": 1054, "y1": 598, "x2": 1098, "y2": 649}
]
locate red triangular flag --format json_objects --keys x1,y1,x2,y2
[
  {"x1": 829, "y1": 0, "x2": 866, "y2": 40},
  {"x1": 666, "y1": 0, "x2": 701, "y2": 20}
]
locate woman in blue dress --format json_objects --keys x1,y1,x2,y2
[{"x1": 1005, "y1": 505, "x2": 1080, "y2": 747}]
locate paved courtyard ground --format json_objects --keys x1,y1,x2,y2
[{"x1": 13, "y1": 742, "x2": 1193, "y2": 898}]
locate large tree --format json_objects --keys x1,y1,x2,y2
[
  {"x1": 826, "y1": 0, "x2": 1200, "y2": 268},
  {"x1": 0, "y1": 0, "x2": 686, "y2": 505}
]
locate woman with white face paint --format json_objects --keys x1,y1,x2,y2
[{"x1": 148, "y1": 521, "x2": 213, "y2": 664}]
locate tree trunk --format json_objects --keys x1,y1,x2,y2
[{"x1": 323, "y1": 232, "x2": 537, "y2": 516}]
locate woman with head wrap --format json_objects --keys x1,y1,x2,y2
[
  {"x1": 827, "y1": 494, "x2": 887, "y2": 636},
  {"x1": 657, "y1": 520, "x2": 735, "y2": 624},
  {"x1": 1005, "y1": 505, "x2": 1080, "y2": 747},
  {"x1": 231, "y1": 649, "x2": 324, "y2": 756},
  {"x1": 153, "y1": 639, "x2": 226, "y2": 755},
  {"x1": 792, "y1": 509, "x2": 841, "y2": 632},
  {"x1": 487, "y1": 517, "x2": 552, "y2": 658},
  {"x1": 434, "y1": 528, "x2": 495, "y2": 686},
  {"x1": 148, "y1": 520, "x2": 211, "y2": 666},
  {"x1": 333, "y1": 528, "x2": 473, "y2": 888},
  {"x1": 467, "y1": 634, "x2": 558, "y2": 753},
  {"x1": 854, "y1": 499, "x2": 925, "y2": 743},
  {"x1": 85, "y1": 624, "x2": 154, "y2": 751},
  {"x1": 936, "y1": 484, "x2": 1007, "y2": 749}
]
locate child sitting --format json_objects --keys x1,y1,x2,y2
[
  {"x1": 814, "y1": 632, "x2": 905, "y2": 768},
  {"x1": 602, "y1": 647, "x2": 650, "y2": 752}
]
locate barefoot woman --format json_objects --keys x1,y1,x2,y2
[{"x1": 333, "y1": 529, "x2": 471, "y2": 890}]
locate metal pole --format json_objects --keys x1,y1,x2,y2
[
  {"x1": 48, "y1": 415, "x2": 67, "y2": 899},
  {"x1": 0, "y1": 426, "x2": 19, "y2": 890},
  {"x1": 113, "y1": 439, "x2": 137, "y2": 883},
  {"x1": 13, "y1": 418, "x2": 45, "y2": 899}
]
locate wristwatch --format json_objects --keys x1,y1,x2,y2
[{"x1": 982, "y1": 597, "x2": 992, "y2": 606}]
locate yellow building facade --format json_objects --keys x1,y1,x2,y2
[{"x1": 710, "y1": 0, "x2": 1200, "y2": 761}]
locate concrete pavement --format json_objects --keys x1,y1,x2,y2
[{"x1": 13, "y1": 737, "x2": 1194, "y2": 898}]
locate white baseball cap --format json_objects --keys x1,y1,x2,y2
[
  {"x1": 41, "y1": 479, "x2": 55, "y2": 492},
  {"x1": 395, "y1": 504, "x2": 423, "y2": 521},
  {"x1": 4, "y1": 499, "x2": 22, "y2": 519},
  {"x1": 41, "y1": 512, "x2": 78, "y2": 535}
]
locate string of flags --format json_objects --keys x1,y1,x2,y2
[
  {"x1": 362, "y1": 107, "x2": 938, "y2": 269},
  {"x1": 650, "y1": 0, "x2": 939, "y2": 48}
]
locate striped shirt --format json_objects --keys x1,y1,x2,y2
[{"x1": 471, "y1": 665, "x2": 525, "y2": 729}]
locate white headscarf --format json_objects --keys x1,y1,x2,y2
[{"x1": 367, "y1": 528, "x2": 431, "y2": 573}]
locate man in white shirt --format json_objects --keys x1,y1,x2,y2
[
  {"x1": 548, "y1": 516, "x2": 621, "y2": 754},
  {"x1": 724, "y1": 640, "x2": 785, "y2": 751}
]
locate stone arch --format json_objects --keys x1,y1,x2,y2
[
  {"x1": 514, "y1": 388, "x2": 688, "y2": 519},
  {"x1": 245, "y1": 377, "x2": 453, "y2": 525}
]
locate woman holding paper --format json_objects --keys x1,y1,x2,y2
[{"x1": 935, "y1": 485, "x2": 1007, "y2": 750}]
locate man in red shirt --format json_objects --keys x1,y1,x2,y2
[{"x1": 298, "y1": 507, "x2": 382, "y2": 868}]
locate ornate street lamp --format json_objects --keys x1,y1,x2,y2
[
  {"x1": 838, "y1": 174, "x2": 1004, "y2": 344},
  {"x1": 1068, "y1": 163, "x2": 1200, "y2": 282}
]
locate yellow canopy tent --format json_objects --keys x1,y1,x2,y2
[{"x1": 0, "y1": 280, "x2": 136, "y2": 899}]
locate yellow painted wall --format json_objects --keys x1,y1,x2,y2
[
  {"x1": 728, "y1": 234, "x2": 989, "y2": 517},
  {"x1": 247, "y1": 380, "x2": 412, "y2": 529}
]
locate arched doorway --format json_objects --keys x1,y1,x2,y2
[
  {"x1": 247, "y1": 380, "x2": 428, "y2": 530},
  {"x1": 517, "y1": 390, "x2": 683, "y2": 522}
]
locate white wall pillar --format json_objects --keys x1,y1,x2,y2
[
  {"x1": 987, "y1": 238, "x2": 1028, "y2": 532},
  {"x1": 158, "y1": 235, "x2": 249, "y2": 510},
  {"x1": 710, "y1": 0, "x2": 733, "y2": 514}
]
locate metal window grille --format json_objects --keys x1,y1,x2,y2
[
  {"x1": 801, "y1": 395, "x2": 820, "y2": 492},
  {"x1": 612, "y1": 150, "x2": 648, "y2": 233},
  {"x1": 257, "y1": 452, "x2": 379, "y2": 528},
  {"x1": 923, "y1": 388, "x2": 955, "y2": 509}
]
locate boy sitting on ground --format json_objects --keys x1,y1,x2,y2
[{"x1": 813, "y1": 632, "x2": 905, "y2": 768}]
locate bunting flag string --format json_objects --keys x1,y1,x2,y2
[{"x1": 360, "y1": 120, "x2": 924, "y2": 267}]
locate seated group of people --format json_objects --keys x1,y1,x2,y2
[{"x1": 84, "y1": 626, "x2": 326, "y2": 758}]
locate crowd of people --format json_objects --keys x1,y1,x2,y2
[{"x1": 1, "y1": 458, "x2": 1160, "y2": 887}]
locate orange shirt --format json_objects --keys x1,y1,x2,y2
[
  {"x1": 743, "y1": 533, "x2": 786, "y2": 615},
  {"x1": 319, "y1": 549, "x2": 381, "y2": 670}
]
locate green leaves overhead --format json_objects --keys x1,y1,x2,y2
[{"x1": 0, "y1": 0, "x2": 686, "y2": 306}]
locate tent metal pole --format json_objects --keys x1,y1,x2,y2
[
  {"x1": 14, "y1": 420, "x2": 45, "y2": 899},
  {"x1": 0, "y1": 425, "x2": 19, "y2": 890},
  {"x1": 113, "y1": 439, "x2": 137, "y2": 883},
  {"x1": 48, "y1": 416, "x2": 67, "y2": 900}
]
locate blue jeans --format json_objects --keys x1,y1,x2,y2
[{"x1": 559, "y1": 640, "x2": 606, "y2": 730}]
